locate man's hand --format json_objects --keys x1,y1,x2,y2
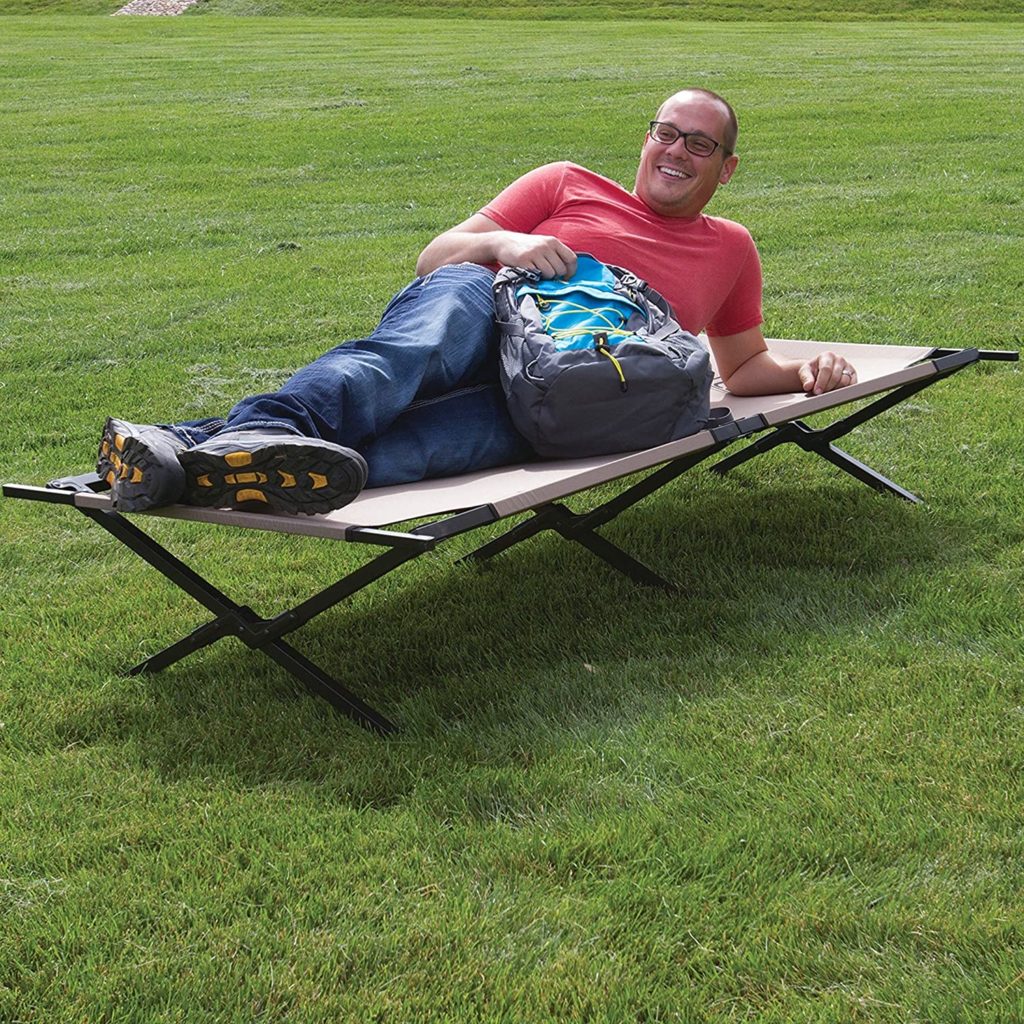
[
  {"x1": 709, "y1": 327, "x2": 860, "y2": 396},
  {"x1": 797, "y1": 352, "x2": 858, "y2": 395},
  {"x1": 490, "y1": 233, "x2": 577, "y2": 279}
]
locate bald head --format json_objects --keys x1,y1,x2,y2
[{"x1": 657, "y1": 89, "x2": 738, "y2": 156}]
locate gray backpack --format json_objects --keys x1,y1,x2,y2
[{"x1": 493, "y1": 253, "x2": 725, "y2": 458}]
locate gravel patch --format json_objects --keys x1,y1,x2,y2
[{"x1": 113, "y1": 0, "x2": 201, "y2": 14}]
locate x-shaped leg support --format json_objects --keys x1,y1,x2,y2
[
  {"x1": 711, "y1": 349, "x2": 994, "y2": 502},
  {"x1": 81, "y1": 505, "x2": 428, "y2": 734},
  {"x1": 460, "y1": 425, "x2": 752, "y2": 590}
]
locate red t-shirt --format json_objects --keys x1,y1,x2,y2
[{"x1": 480, "y1": 161, "x2": 763, "y2": 338}]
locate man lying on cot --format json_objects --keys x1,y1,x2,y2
[{"x1": 98, "y1": 88, "x2": 858, "y2": 516}]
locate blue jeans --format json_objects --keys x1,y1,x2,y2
[{"x1": 168, "y1": 263, "x2": 534, "y2": 487}]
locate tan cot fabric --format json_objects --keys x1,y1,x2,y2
[{"x1": 72, "y1": 339, "x2": 937, "y2": 535}]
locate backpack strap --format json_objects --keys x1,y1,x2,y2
[
  {"x1": 494, "y1": 317, "x2": 526, "y2": 339},
  {"x1": 648, "y1": 321, "x2": 684, "y2": 344}
]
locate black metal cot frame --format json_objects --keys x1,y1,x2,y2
[{"x1": 3, "y1": 347, "x2": 1015, "y2": 734}]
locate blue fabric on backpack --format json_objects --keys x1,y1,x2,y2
[
  {"x1": 514, "y1": 254, "x2": 647, "y2": 352},
  {"x1": 494, "y1": 253, "x2": 727, "y2": 459}
]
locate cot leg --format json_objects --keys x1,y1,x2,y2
[
  {"x1": 707, "y1": 426, "x2": 791, "y2": 475},
  {"x1": 458, "y1": 508, "x2": 559, "y2": 565},
  {"x1": 462, "y1": 502, "x2": 675, "y2": 590},
  {"x1": 711, "y1": 348, "x2": 995, "y2": 502},
  {"x1": 814, "y1": 440, "x2": 921, "y2": 503},
  {"x1": 130, "y1": 617, "x2": 232, "y2": 675},
  {"x1": 712, "y1": 422, "x2": 921, "y2": 503},
  {"x1": 536, "y1": 504, "x2": 674, "y2": 589},
  {"x1": 81, "y1": 506, "x2": 398, "y2": 734},
  {"x1": 564, "y1": 524, "x2": 676, "y2": 590},
  {"x1": 462, "y1": 428, "x2": 748, "y2": 589}
]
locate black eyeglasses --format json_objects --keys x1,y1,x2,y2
[{"x1": 648, "y1": 121, "x2": 727, "y2": 158}]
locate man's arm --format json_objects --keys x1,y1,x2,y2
[
  {"x1": 416, "y1": 213, "x2": 577, "y2": 279},
  {"x1": 710, "y1": 326, "x2": 858, "y2": 396}
]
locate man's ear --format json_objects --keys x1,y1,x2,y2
[{"x1": 719, "y1": 153, "x2": 739, "y2": 185}]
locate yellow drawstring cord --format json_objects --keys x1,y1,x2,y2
[
  {"x1": 533, "y1": 297, "x2": 630, "y2": 391},
  {"x1": 535, "y1": 297, "x2": 634, "y2": 347},
  {"x1": 594, "y1": 332, "x2": 628, "y2": 392}
]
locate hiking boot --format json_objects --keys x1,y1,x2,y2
[
  {"x1": 179, "y1": 429, "x2": 368, "y2": 515},
  {"x1": 97, "y1": 418, "x2": 188, "y2": 512}
]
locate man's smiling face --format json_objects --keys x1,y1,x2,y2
[{"x1": 634, "y1": 91, "x2": 739, "y2": 219}]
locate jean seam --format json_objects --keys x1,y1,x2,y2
[{"x1": 404, "y1": 382, "x2": 493, "y2": 412}]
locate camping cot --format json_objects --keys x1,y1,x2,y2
[{"x1": 3, "y1": 340, "x2": 1016, "y2": 734}]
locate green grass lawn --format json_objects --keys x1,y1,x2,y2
[
  {"x1": 186, "y1": 0, "x2": 1024, "y2": 19},
  {"x1": 2, "y1": 14, "x2": 1023, "y2": 1022},
  {"x1": 0, "y1": 0, "x2": 117, "y2": 10}
]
